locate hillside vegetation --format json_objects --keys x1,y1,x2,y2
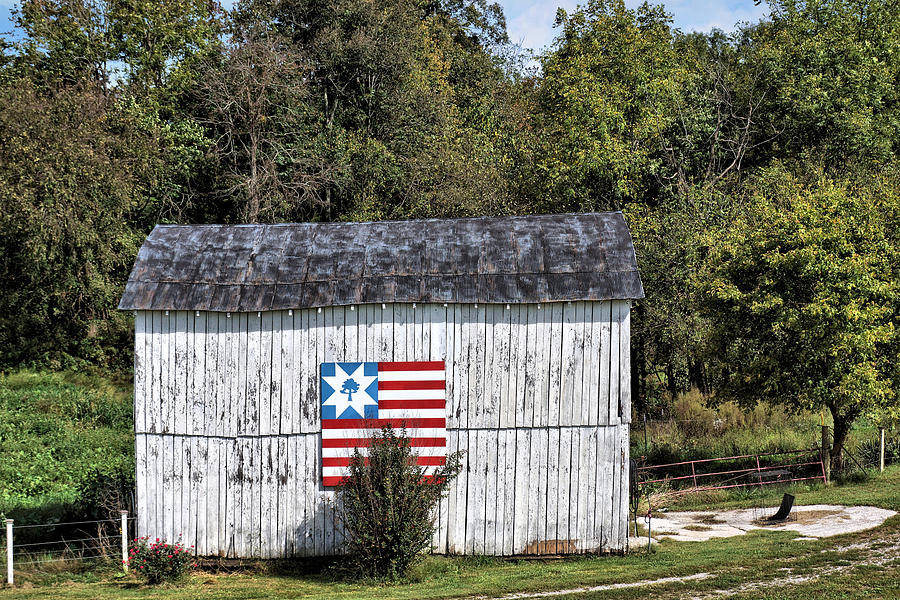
[{"x1": 0, "y1": 371, "x2": 134, "y2": 524}]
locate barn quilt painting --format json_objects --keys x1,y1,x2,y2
[{"x1": 320, "y1": 361, "x2": 447, "y2": 486}]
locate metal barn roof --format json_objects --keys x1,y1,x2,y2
[{"x1": 118, "y1": 212, "x2": 644, "y2": 312}]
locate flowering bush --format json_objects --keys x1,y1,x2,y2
[{"x1": 128, "y1": 536, "x2": 196, "y2": 584}]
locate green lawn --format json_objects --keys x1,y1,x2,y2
[{"x1": 3, "y1": 466, "x2": 899, "y2": 600}]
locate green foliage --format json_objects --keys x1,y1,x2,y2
[
  {"x1": 0, "y1": 0, "x2": 216, "y2": 369},
  {"x1": 0, "y1": 80, "x2": 145, "y2": 370},
  {"x1": 533, "y1": 2, "x2": 756, "y2": 410},
  {"x1": 752, "y1": 0, "x2": 900, "y2": 167},
  {"x1": 128, "y1": 537, "x2": 195, "y2": 584},
  {"x1": 2, "y1": 0, "x2": 900, "y2": 439},
  {"x1": 12, "y1": 0, "x2": 221, "y2": 93},
  {"x1": 700, "y1": 167, "x2": 900, "y2": 468},
  {"x1": 536, "y1": 0, "x2": 680, "y2": 210},
  {"x1": 625, "y1": 193, "x2": 734, "y2": 411},
  {"x1": 858, "y1": 432, "x2": 900, "y2": 467},
  {"x1": 0, "y1": 370, "x2": 134, "y2": 522},
  {"x1": 201, "y1": 0, "x2": 527, "y2": 224},
  {"x1": 335, "y1": 426, "x2": 462, "y2": 580}
]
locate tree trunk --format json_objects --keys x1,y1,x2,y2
[
  {"x1": 830, "y1": 409, "x2": 853, "y2": 474},
  {"x1": 247, "y1": 127, "x2": 260, "y2": 223}
]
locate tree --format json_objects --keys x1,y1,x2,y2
[
  {"x1": 107, "y1": 0, "x2": 221, "y2": 99},
  {"x1": 0, "y1": 80, "x2": 149, "y2": 369},
  {"x1": 700, "y1": 167, "x2": 898, "y2": 470},
  {"x1": 11, "y1": 0, "x2": 221, "y2": 96},
  {"x1": 535, "y1": 0, "x2": 681, "y2": 211},
  {"x1": 750, "y1": 0, "x2": 900, "y2": 167},
  {"x1": 12, "y1": 0, "x2": 115, "y2": 86},
  {"x1": 196, "y1": 22, "x2": 332, "y2": 223},
  {"x1": 534, "y1": 2, "x2": 774, "y2": 413},
  {"x1": 196, "y1": 0, "x2": 524, "y2": 223}
]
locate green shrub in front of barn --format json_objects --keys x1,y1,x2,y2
[
  {"x1": 128, "y1": 536, "x2": 196, "y2": 584},
  {"x1": 335, "y1": 426, "x2": 462, "y2": 580}
]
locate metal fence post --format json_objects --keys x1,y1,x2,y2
[
  {"x1": 822, "y1": 425, "x2": 831, "y2": 484},
  {"x1": 120, "y1": 511, "x2": 129, "y2": 573},
  {"x1": 5, "y1": 519, "x2": 12, "y2": 585}
]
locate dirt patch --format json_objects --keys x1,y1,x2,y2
[
  {"x1": 752, "y1": 509, "x2": 843, "y2": 527},
  {"x1": 647, "y1": 504, "x2": 896, "y2": 542},
  {"x1": 685, "y1": 531, "x2": 900, "y2": 599},
  {"x1": 693, "y1": 514, "x2": 727, "y2": 525},
  {"x1": 467, "y1": 572, "x2": 714, "y2": 599}
]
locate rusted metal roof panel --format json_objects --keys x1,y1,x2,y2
[{"x1": 119, "y1": 212, "x2": 645, "y2": 311}]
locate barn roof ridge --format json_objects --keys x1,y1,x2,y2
[
  {"x1": 119, "y1": 212, "x2": 644, "y2": 311},
  {"x1": 148, "y1": 210, "x2": 628, "y2": 228}
]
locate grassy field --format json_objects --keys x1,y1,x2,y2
[{"x1": 1, "y1": 466, "x2": 898, "y2": 599}]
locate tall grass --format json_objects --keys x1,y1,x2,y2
[{"x1": 632, "y1": 389, "x2": 827, "y2": 465}]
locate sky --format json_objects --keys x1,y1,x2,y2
[
  {"x1": 1, "y1": 0, "x2": 770, "y2": 55},
  {"x1": 504, "y1": 0, "x2": 769, "y2": 53}
]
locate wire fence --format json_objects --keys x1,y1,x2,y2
[{"x1": 4, "y1": 513, "x2": 134, "y2": 584}]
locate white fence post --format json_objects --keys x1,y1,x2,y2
[
  {"x1": 5, "y1": 519, "x2": 12, "y2": 585},
  {"x1": 120, "y1": 511, "x2": 129, "y2": 573}
]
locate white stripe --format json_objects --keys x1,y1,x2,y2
[
  {"x1": 378, "y1": 408, "x2": 446, "y2": 420},
  {"x1": 324, "y1": 464, "x2": 444, "y2": 478},
  {"x1": 322, "y1": 428, "x2": 447, "y2": 439},
  {"x1": 322, "y1": 446, "x2": 448, "y2": 458},
  {"x1": 377, "y1": 389, "x2": 445, "y2": 401},
  {"x1": 377, "y1": 370, "x2": 445, "y2": 381},
  {"x1": 323, "y1": 466, "x2": 349, "y2": 478}
]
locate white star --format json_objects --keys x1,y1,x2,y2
[{"x1": 322, "y1": 363, "x2": 378, "y2": 419}]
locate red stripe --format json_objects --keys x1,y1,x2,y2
[
  {"x1": 321, "y1": 418, "x2": 445, "y2": 429},
  {"x1": 378, "y1": 399, "x2": 446, "y2": 410},
  {"x1": 322, "y1": 437, "x2": 447, "y2": 448},
  {"x1": 377, "y1": 361, "x2": 445, "y2": 371},
  {"x1": 322, "y1": 456, "x2": 446, "y2": 467},
  {"x1": 378, "y1": 380, "x2": 445, "y2": 390}
]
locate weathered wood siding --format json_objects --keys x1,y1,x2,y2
[{"x1": 134, "y1": 301, "x2": 631, "y2": 557}]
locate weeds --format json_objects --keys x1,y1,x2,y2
[{"x1": 634, "y1": 391, "x2": 822, "y2": 464}]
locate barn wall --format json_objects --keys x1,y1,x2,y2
[{"x1": 133, "y1": 301, "x2": 631, "y2": 557}]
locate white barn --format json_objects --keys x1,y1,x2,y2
[{"x1": 118, "y1": 212, "x2": 644, "y2": 557}]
